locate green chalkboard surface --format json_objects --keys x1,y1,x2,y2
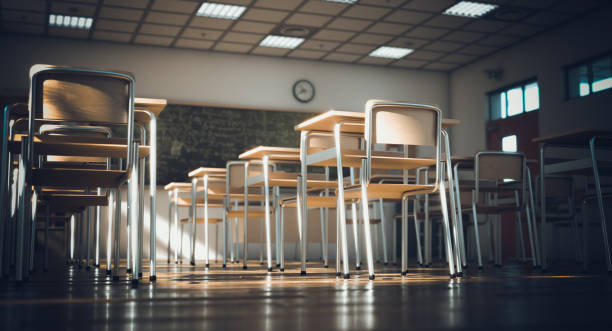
[{"x1": 157, "y1": 104, "x2": 315, "y2": 184}]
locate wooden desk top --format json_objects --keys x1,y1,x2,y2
[
  {"x1": 188, "y1": 167, "x2": 226, "y2": 178},
  {"x1": 134, "y1": 98, "x2": 167, "y2": 116},
  {"x1": 532, "y1": 129, "x2": 612, "y2": 146},
  {"x1": 239, "y1": 146, "x2": 300, "y2": 160},
  {"x1": 164, "y1": 182, "x2": 192, "y2": 191},
  {"x1": 295, "y1": 110, "x2": 459, "y2": 133}
]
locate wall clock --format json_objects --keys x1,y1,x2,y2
[{"x1": 292, "y1": 79, "x2": 315, "y2": 103}]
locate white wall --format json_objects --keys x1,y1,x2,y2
[
  {"x1": 0, "y1": 33, "x2": 449, "y2": 113},
  {"x1": 449, "y1": 7, "x2": 612, "y2": 155}
]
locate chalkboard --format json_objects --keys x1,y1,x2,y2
[{"x1": 157, "y1": 104, "x2": 316, "y2": 184}]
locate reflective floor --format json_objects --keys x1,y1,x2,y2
[{"x1": 1, "y1": 260, "x2": 611, "y2": 330}]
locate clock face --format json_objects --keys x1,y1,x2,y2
[{"x1": 292, "y1": 79, "x2": 315, "y2": 103}]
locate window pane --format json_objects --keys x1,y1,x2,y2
[
  {"x1": 502, "y1": 135, "x2": 517, "y2": 152},
  {"x1": 506, "y1": 87, "x2": 523, "y2": 117},
  {"x1": 592, "y1": 56, "x2": 612, "y2": 93},
  {"x1": 524, "y1": 82, "x2": 539, "y2": 111},
  {"x1": 501, "y1": 92, "x2": 507, "y2": 119},
  {"x1": 567, "y1": 64, "x2": 590, "y2": 98},
  {"x1": 490, "y1": 92, "x2": 503, "y2": 120}
]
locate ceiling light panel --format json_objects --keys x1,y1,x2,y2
[
  {"x1": 49, "y1": 14, "x2": 93, "y2": 29},
  {"x1": 369, "y1": 46, "x2": 413, "y2": 59},
  {"x1": 259, "y1": 35, "x2": 305, "y2": 49},
  {"x1": 196, "y1": 2, "x2": 247, "y2": 20},
  {"x1": 443, "y1": 1, "x2": 498, "y2": 18}
]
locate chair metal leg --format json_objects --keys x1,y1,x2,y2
[
  {"x1": 280, "y1": 205, "x2": 285, "y2": 271},
  {"x1": 205, "y1": 175, "x2": 211, "y2": 268},
  {"x1": 401, "y1": 197, "x2": 408, "y2": 275},
  {"x1": 28, "y1": 191, "x2": 37, "y2": 274},
  {"x1": 167, "y1": 191, "x2": 172, "y2": 264},
  {"x1": 336, "y1": 206, "x2": 341, "y2": 276},
  {"x1": 392, "y1": 215, "x2": 397, "y2": 265},
  {"x1": 147, "y1": 113, "x2": 158, "y2": 281},
  {"x1": 126, "y1": 181, "x2": 131, "y2": 273},
  {"x1": 275, "y1": 187, "x2": 281, "y2": 268},
  {"x1": 438, "y1": 179, "x2": 456, "y2": 278},
  {"x1": 15, "y1": 146, "x2": 28, "y2": 281},
  {"x1": 130, "y1": 147, "x2": 140, "y2": 284},
  {"x1": 106, "y1": 190, "x2": 114, "y2": 275},
  {"x1": 540, "y1": 145, "x2": 548, "y2": 270},
  {"x1": 525, "y1": 203, "x2": 537, "y2": 267},
  {"x1": 453, "y1": 164, "x2": 467, "y2": 267},
  {"x1": 515, "y1": 191, "x2": 526, "y2": 264},
  {"x1": 222, "y1": 201, "x2": 227, "y2": 268},
  {"x1": 173, "y1": 188, "x2": 179, "y2": 264},
  {"x1": 243, "y1": 163, "x2": 249, "y2": 270},
  {"x1": 112, "y1": 188, "x2": 121, "y2": 280},
  {"x1": 413, "y1": 203, "x2": 423, "y2": 266},
  {"x1": 263, "y1": 156, "x2": 273, "y2": 272},
  {"x1": 359, "y1": 178, "x2": 375, "y2": 280},
  {"x1": 589, "y1": 137, "x2": 612, "y2": 272},
  {"x1": 86, "y1": 204, "x2": 91, "y2": 269},
  {"x1": 95, "y1": 188, "x2": 102, "y2": 268},
  {"x1": 471, "y1": 200, "x2": 483, "y2": 268},
  {"x1": 191, "y1": 178, "x2": 197, "y2": 266},
  {"x1": 379, "y1": 199, "x2": 388, "y2": 265},
  {"x1": 526, "y1": 169, "x2": 540, "y2": 266},
  {"x1": 349, "y1": 167, "x2": 361, "y2": 270},
  {"x1": 297, "y1": 176, "x2": 308, "y2": 275}
]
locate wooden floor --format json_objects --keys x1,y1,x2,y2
[{"x1": 1, "y1": 259, "x2": 611, "y2": 330}]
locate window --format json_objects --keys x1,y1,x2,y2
[
  {"x1": 501, "y1": 135, "x2": 517, "y2": 152},
  {"x1": 489, "y1": 80, "x2": 539, "y2": 120},
  {"x1": 566, "y1": 52, "x2": 612, "y2": 99}
]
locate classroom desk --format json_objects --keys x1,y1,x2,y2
[
  {"x1": 533, "y1": 129, "x2": 612, "y2": 272},
  {"x1": 294, "y1": 110, "x2": 461, "y2": 277}
]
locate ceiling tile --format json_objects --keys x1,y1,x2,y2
[
  {"x1": 326, "y1": 17, "x2": 371, "y2": 32},
  {"x1": 524, "y1": 11, "x2": 571, "y2": 26},
  {"x1": 190, "y1": 17, "x2": 234, "y2": 29},
  {"x1": 392, "y1": 59, "x2": 428, "y2": 68},
  {"x1": 438, "y1": 53, "x2": 477, "y2": 64},
  {"x1": 423, "y1": 40, "x2": 465, "y2": 52},
  {"x1": 151, "y1": 0, "x2": 199, "y2": 14},
  {"x1": 286, "y1": 13, "x2": 332, "y2": 27},
  {"x1": 423, "y1": 62, "x2": 458, "y2": 71},
  {"x1": 139, "y1": 23, "x2": 182, "y2": 37},
  {"x1": 299, "y1": 39, "x2": 341, "y2": 51},
  {"x1": 551, "y1": 0, "x2": 604, "y2": 13},
  {"x1": 387, "y1": 37, "x2": 429, "y2": 49},
  {"x1": 223, "y1": 32, "x2": 263, "y2": 44},
  {"x1": 323, "y1": 53, "x2": 360, "y2": 63},
  {"x1": 175, "y1": 38, "x2": 215, "y2": 50},
  {"x1": 508, "y1": 0, "x2": 557, "y2": 8},
  {"x1": 92, "y1": 30, "x2": 132, "y2": 42},
  {"x1": 1, "y1": 0, "x2": 46, "y2": 12},
  {"x1": 457, "y1": 44, "x2": 497, "y2": 55},
  {"x1": 461, "y1": 19, "x2": 509, "y2": 32},
  {"x1": 288, "y1": 49, "x2": 327, "y2": 60},
  {"x1": 299, "y1": 0, "x2": 347, "y2": 15},
  {"x1": 385, "y1": 10, "x2": 432, "y2": 25},
  {"x1": 424, "y1": 15, "x2": 471, "y2": 29},
  {"x1": 350, "y1": 33, "x2": 393, "y2": 45},
  {"x1": 253, "y1": 0, "x2": 303, "y2": 11},
  {"x1": 232, "y1": 21, "x2": 275, "y2": 34},
  {"x1": 145, "y1": 11, "x2": 190, "y2": 26},
  {"x1": 442, "y1": 30, "x2": 486, "y2": 43},
  {"x1": 214, "y1": 42, "x2": 252, "y2": 53},
  {"x1": 477, "y1": 34, "x2": 520, "y2": 47},
  {"x1": 499, "y1": 23, "x2": 543, "y2": 37},
  {"x1": 2, "y1": 22, "x2": 45, "y2": 35},
  {"x1": 99, "y1": 6, "x2": 144, "y2": 22},
  {"x1": 312, "y1": 29, "x2": 355, "y2": 42},
  {"x1": 407, "y1": 50, "x2": 447, "y2": 61},
  {"x1": 402, "y1": 0, "x2": 456, "y2": 12},
  {"x1": 404, "y1": 26, "x2": 450, "y2": 39},
  {"x1": 358, "y1": 57, "x2": 394, "y2": 66},
  {"x1": 336, "y1": 43, "x2": 376, "y2": 54},
  {"x1": 94, "y1": 19, "x2": 138, "y2": 33},
  {"x1": 367, "y1": 22, "x2": 412, "y2": 35},
  {"x1": 359, "y1": 0, "x2": 405, "y2": 7},
  {"x1": 213, "y1": 0, "x2": 251, "y2": 5},
  {"x1": 134, "y1": 34, "x2": 174, "y2": 46},
  {"x1": 2, "y1": 10, "x2": 45, "y2": 25},
  {"x1": 343, "y1": 5, "x2": 390, "y2": 20},
  {"x1": 251, "y1": 46, "x2": 290, "y2": 56},
  {"x1": 181, "y1": 27, "x2": 224, "y2": 41},
  {"x1": 48, "y1": 26, "x2": 89, "y2": 39},
  {"x1": 242, "y1": 8, "x2": 289, "y2": 23},
  {"x1": 51, "y1": 1, "x2": 97, "y2": 16},
  {"x1": 103, "y1": 0, "x2": 150, "y2": 9},
  {"x1": 61, "y1": 0, "x2": 98, "y2": 3}
]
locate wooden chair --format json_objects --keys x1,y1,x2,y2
[
  {"x1": 15, "y1": 64, "x2": 140, "y2": 284},
  {"x1": 342, "y1": 100, "x2": 457, "y2": 279}
]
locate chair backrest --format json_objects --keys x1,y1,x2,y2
[
  {"x1": 364, "y1": 100, "x2": 441, "y2": 187},
  {"x1": 40, "y1": 124, "x2": 111, "y2": 164},
  {"x1": 28, "y1": 65, "x2": 135, "y2": 171},
  {"x1": 474, "y1": 151, "x2": 526, "y2": 204},
  {"x1": 308, "y1": 132, "x2": 360, "y2": 151}
]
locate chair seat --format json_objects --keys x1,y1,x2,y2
[
  {"x1": 281, "y1": 196, "x2": 337, "y2": 208},
  {"x1": 33, "y1": 168, "x2": 126, "y2": 188},
  {"x1": 226, "y1": 210, "x2": 271, "y2": 218},
  {"x1": 180, "y1": 217, "x2": 222, "y2": 225},
  {"x1": 10, "y1": 135, "x2": 150, "y2": 158},
  {"x1": 343, "y1": 183, "x2": 436, "y2": 200}
]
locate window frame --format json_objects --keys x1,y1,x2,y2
[
  {"x1": 565, "y1": 50, "x2": 612, "y2": 100},
  {"x1": 487, "y1": 77, "x2": 539, "y2": 120}
]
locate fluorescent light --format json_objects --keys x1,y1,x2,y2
[
  {"x1": 49, "y1": 14, "x2": 93, "y2": 29},
  {"x1": 196, "y1": 2, "x2": 246, "y2": 20},
  {"x1": 260, "y1": 35, "x2": 304, "y2": 49},
  {"x1": 369, "y1": 46, "x2": 413, "y2": 59},
  {"x1": 443, "y1": 1, "x2": 498, "y2": 18},
  {"x1": 325, "y1": 0, "x2": 358, "y2": 3}
]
